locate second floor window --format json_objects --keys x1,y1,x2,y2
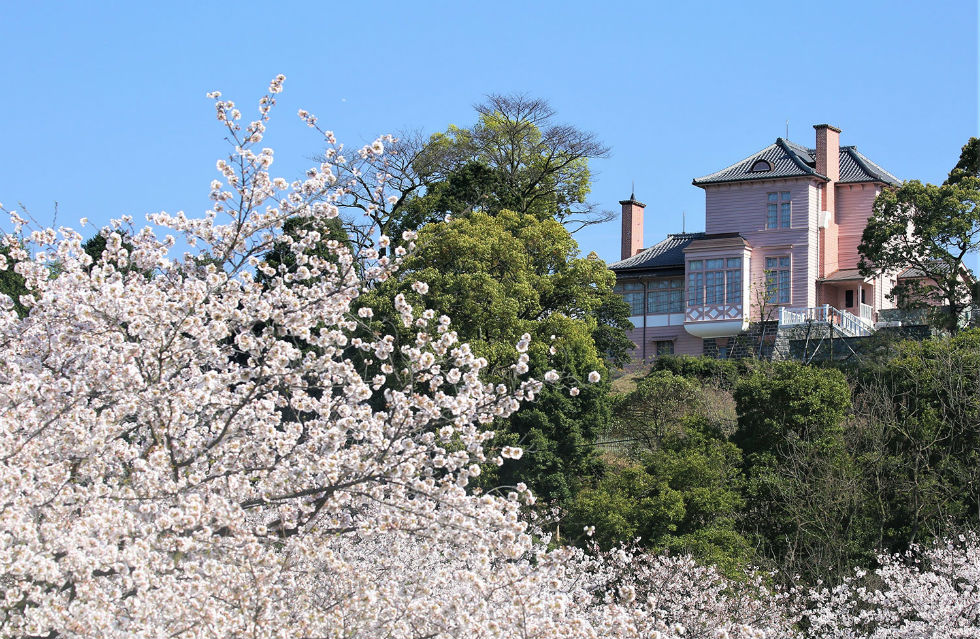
[
  {"x1": 688, "y1": 257, "x2": 742, "y2": 307},
  {"x1": 767, "y1": 191, "x2": 791, "y2": 229},
  {"x1": 765, "y1": 256, "x2": 791, "y2": 304}
]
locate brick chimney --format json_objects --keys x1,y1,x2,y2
[
  {"x1": 814, "y1": 124, "x2": 841, "y2": 211},
  {"x1": 619, "y1": 193, "x2": 646, "y2": 260},
  {"x1": 814, "y1": 124, "x2": 841, "y2": 277}
]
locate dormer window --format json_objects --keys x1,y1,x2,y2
[{"x1": 750, "y1": 159, "x2": 773, "y2": 172}]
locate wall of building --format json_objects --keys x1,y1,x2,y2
[
  {"x1": 624, "y1": 323, "x2": 702, "y2": 362},
  {"x1": 703, "y1": 178, "x2": 820, "y2": 313},
  {"x1": 836, "y1": 183, "x2": 880, "y2": 270}
]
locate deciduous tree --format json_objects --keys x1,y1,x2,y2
[{"x1": 859, "y1": 138, "x2": 980, "y2": 332}]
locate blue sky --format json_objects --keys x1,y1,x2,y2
[{"x1": 2, "y1": 1, "x2": 977, "y2": 268}]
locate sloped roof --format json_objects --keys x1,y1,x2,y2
[
  {"x1": 819, "y1": 268, "x2": 867, "y2": 282},
  {"x1": 839, "y1": 147, "x2": 901, "y2": 185},
  {"x1": 608, "y1": 233, "x2": 705, "y2": 272},
  {"x1": 693, "y1": 138, "x2": 900, "y2": 186}
]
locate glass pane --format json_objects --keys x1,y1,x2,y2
[
  {"x1": 688, "y1": 273, "x2": 703, "y2": 305},
  {"x1": 767, "y1": 204, "x2": 777, "y2": 228},
  {"x1": 781, "y1": 191, "x2": 791, "y2": 200},
  {"x1": 688, "y1": 260, "x2": 702, "y2": 271},
  {"x1": 766, "y1": 257, "x2": 777, "y2": 269},
  {"x1": 726, "y1": 257, "x2": 741, "y2": 268},
  {"x1": 781, "y1": 202, "x2": 791, "y2": 228},
  {"x1": 779, "y1": 256, "x2": 790, "y2": 267},
  {"x1": 705, "y1": 272, "x2": 717, "y2": 303},
  {"x1": 647, "y1": 287, "x2": 668, "y2": 314},
  {"x1": 705, "y1": 258, "x2": 724, "y2": 270},
  {"x1": 670, "y1": 278, "x2": 683, "y2": 289},
  {"x1": 726, "y1": 269, "x2": 742, "y2": 305},
  {"x1": 768, "y1": 193, "x2": 778, "y2": 202}
]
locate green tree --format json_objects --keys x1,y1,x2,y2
[
  {"x1": 850, "y1": 329, "x2": 980, "y2": 549},
  {"x1": 566, "y1": 372, "x2": 750, "y2": 575},
  {"x1": 859, "y1": 137, "x2": 980, "y2": 332},
  {"x1": 733, "y1": 362, "x2": 861, "y2": 583},
  {"x1": 368, "y1": 209, "x2": 625, "y2": 505},
  {"x1": 324, "y1": 95, "x2": 611, "y2": 247}
]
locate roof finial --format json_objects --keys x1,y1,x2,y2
[
  {"x1": 785, "y1": 119, "x2": 789, "y2": 140},
  {"x1": 631, "y1": 180, "x2": 635, "y2": 201}
]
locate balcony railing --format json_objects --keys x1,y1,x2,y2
[
  {"x1": 685, "y1": 303, "x2": 743, "y2": 323},
  {"x1": 778, "y1": 304, "x2": 875, "y2": 337},
  {"x1": 859, "y1": 302, "x2": 874, "y2": 323}
]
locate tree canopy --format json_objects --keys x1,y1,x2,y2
[
  {"x1": 859, "y1": 137, "x2": 980, "y2": 332},
  {"x1": 323, "y1": 94, "x2": 611, "y2": 246},
  {"x1": 365, "y1": 209, "x2": 631, "y2": 505}
]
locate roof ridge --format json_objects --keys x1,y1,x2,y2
[
  {"x1": 692, "y1": 141, "x2": 782, "y2": 184},
  {"x1": 776, "y1": 138, "x2": 819, "y2": 175},
  {"x1": 846, "y1": 147, "x2": 901, "y2": 185},
  {"x1": 782, "y1": 137, "x2": 814, "y2": 155}
]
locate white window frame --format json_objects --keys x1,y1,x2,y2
[
  {"x1": 765, "y1": 255, "x2": 791, "y2": 304},
  {"x1": 766, "y1": 191, "x2": 792, "y2": 229},
  {"x1": 687, "y1": 257, "x2": 743, "y2": 307}
]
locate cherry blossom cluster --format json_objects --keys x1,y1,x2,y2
[
  {"x1": 0, "y1": 78, "x2": 663, "y2": 639},
  {"x1": 805, "y1": 533, "x2": 980, "y2": 638},
  {"x1": 7, "y1": 76, "x2": 978, "y2": 639}
]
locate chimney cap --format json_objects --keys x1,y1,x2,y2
[
  {"x1": 619, "y1": 193, "x2": 646, "y2": 207},
  {"x1": 813, "y1": 123, "x2": 842, "y2": 133}
]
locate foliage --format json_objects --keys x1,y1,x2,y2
[
  {"x1": 649, "y1": 354, "x2": 754, "y2": 391},
  {"x1": 320, "y1": 94, "x2": 611, "y2": 247},
  {"x1": 422, "y1": 95, "x2": 610, "y2": 226},
  {"x1": 566, "y1": 373, "x2": 750, "y2": 575},
  {"x1": 848, "y1": 329, "x2": 980, "y2": 549},
  {"x1": 733, "y1": 362, "x2": 863, "y2": 583},
  {"x1": 859, "y1": 138, "x2": 980, "y2": 332},
  {"x1": 364, "y1": 209, "x2": 623, "y2": 505}
]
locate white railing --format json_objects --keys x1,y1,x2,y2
[
  {"x1": 778, "y1": 304, "x2": 875, "y2": 337},
  {"x1": 859, "y1": 302, "x2": 873, "y2": 323}
]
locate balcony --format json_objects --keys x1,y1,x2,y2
[{"x1": 778, "y1": 304, "x2": 875, "y2": 337}]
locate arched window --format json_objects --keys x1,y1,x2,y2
[{"x1": 750, "y1": 159, "x2": 772, "y2": 172}]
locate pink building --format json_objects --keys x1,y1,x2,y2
[{"x1": 610, "y1": 124, "x2": 904, "y2": 361}]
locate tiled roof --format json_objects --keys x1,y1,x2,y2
[
  {"x1": 693, "y1": 139, "x2": 901, "y2": 186},
  {"x1": 839, "y1": 147, "x2": 901, "y2": 185},
  {"x1": 608, "y1": 233, "x2": 705, "y2": 272}
]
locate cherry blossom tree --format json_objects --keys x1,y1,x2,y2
[
  {"x1": 20, "y1": 75, "x2": 976, "y2": 639},
  {"x1": 0, "y1": 76, "x2": 746, "y2": 639},
  {"x1": 0, "y1": 76, "x2": 542, "y2": 638},
  {"x1": 805, "y1": 533, "x2": 980, "y2": 639}
]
